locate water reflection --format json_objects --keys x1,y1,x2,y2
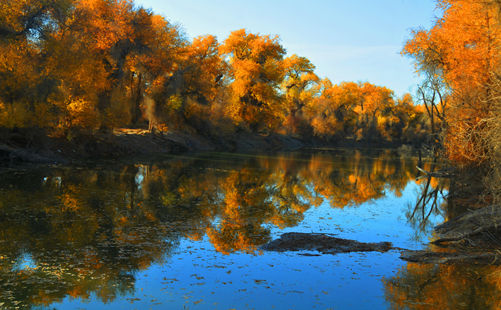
[
  {"x1": 406, "y1": 174, "x2": 448, "y2": 240},
  {"x1": 384, "y1": 262, "x2": 501, "y2": 309},
  {"x1": 0, "y1": 150, "x2": 437, "y2": 308},
  {"x1": 386, "y1": 163, "x2": 501, "y2": 310}
]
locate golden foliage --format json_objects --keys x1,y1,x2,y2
[
  {"x1": 404, "y1": 0, "x2": 501, "y2": 164},
  {"x1": 0, "y1": 0, "x2": 433, "y2": 144},
  {"x1": 220, "y1": 29, "x2": 286, "y2": 130}
]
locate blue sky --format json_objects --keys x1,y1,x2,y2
[{"x1": 135, "y1": 0, "x2": 439, "y2": 97}]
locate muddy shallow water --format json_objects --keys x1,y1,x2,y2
[{"x1": 0, "y1": 149, "x2": 499, "y2": 309}]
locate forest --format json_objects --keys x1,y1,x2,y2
[{"x1": 0, "y1": 0, "x2": 432, "y2": 147}]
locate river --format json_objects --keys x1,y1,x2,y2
[{"x1": 0, "y1": 149, "x2": 499, "y2": 309}]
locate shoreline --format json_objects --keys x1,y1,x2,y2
[{"x1": 0, "y1": 129, "x2": 420, "y2": 166}]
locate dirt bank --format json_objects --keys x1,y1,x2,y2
[
  {"x1": 0, "y1": 129, "x2": 307, "y2": 165},
  {"x1": 401, "y1": 204, "x2": 501, "y2": 265}
]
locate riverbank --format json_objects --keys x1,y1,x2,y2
[{"x1": 0, "y1": 128, "x2": 418, "y2": 166}]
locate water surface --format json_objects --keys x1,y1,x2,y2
[{"x1": 0, "y1": 149, "x2": 499, "y2": 309}]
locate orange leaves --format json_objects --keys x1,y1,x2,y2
[
  {"x1": 404, "y1": 0, "x2": 501, "y2": 164},
  {"x1": 305, "y1": 80, "x2": 416, "y2": 142},
  {"x1": 220, "y1": 29, "x2": 286, "y2": 130},
  {"x1": 360, "y1": 83, "x2": 394, "y2": 114},
  {"x1": 76, "y1": 0, "x2": 135, "y2": 51},
  {"x1": 182, "y1": 35, "x2": 225, "y2": 102},
  {"x1": 64, "y1": 97, "x2": 99, "y2": 130},
  {"x1": 404, "y1": 0, "x2": 500, "y2": 86},
  {"x1": 189, "y1": 35, "x2": 219, "y2": 58},
  {"x1": 0, "y1": 0, "x2": 433, "y2": 142},
  {"x1": 0, "y1": 0, "x2": 72, "y2": 40},
  {"x1": 283, "y1": 54, "x2": 315, "y2": 78},
  {"x1": 220, "y1": 29, "x2": 285, "y2": 63},
  {"x1": 281, "y1": 54, "x2": 319, "y2": 133}
]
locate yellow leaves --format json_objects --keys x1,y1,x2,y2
[
  {"x1": 166, "y1": 94, "x2": 183, "y2": 111},
  {"x1": 232, "y1": 60, "x2": 259, "y2": 89},
  {"x1": 281, "y1": 54, "x2": 319, "y2": 134},
  {"x1": 189, "y1": 35, "x2": 219, "y2": 58},
  {"x1": 76, "y1": 0, "x2": 135, "y2": 51},
  {"x1": 403, "y1": 0, "x2": 501, "y2": 164},
  {"x1": 283, "y1": 54, "x2": 315, "y2": 76},
  {"x1": 220, "y1": 29, "x2": 286, "y2": 129},
  {"x1": 360, "y1": 82, "x2": 395, "y2": 114},
  {"x1": 150, "y1": 14, "x2": 167, "y2": 31},
  {"x1": 64, "y1": 97, "x2": 98, "y2": 130},
  {"x1": 0, "y1": 0, "x2": 57, "y2": 35},
  {"x1": 386, "y1": 262, "x2": 501, "y2": 310},
  {"x1": 67, "y1": 98, "x2": 89, "y2": 114},
  {"x1": 398, "y1": 93, "x2": 414, "y2": 106},
  {"x1": 0, "y1": 0, "x2": 430, "y2": 142},
  {"x1": 305, "y1": 80, "x2": 405, "y2": 140},
  {"x1": 221, "y1": 29, "x2": 285, "y2": 62}
]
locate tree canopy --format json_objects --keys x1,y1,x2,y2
[{"x1": 0, "y1": 0, "x2": 429, "y2": 146}]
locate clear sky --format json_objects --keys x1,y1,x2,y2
[{"x1": 135, "y1": 0, "x2": 439, "y2": 97}]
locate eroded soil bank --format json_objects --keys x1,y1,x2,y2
[
  {"x1": 0, "y1": 129, "x2": 306, "y2": 165},
  {"x1": 0, "y1": 127, "x2": 417, "y2": 166},
  {"x1": 401, "y1": 204, "x2": 501, "y2": 265}
]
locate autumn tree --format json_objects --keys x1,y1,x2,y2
[
  {"x1": 305, "y1": 80, "x2": 360, "y2": 139},
  {"x1": 68, "y1": 0, "x2": 187, "y2": 130},
  {"x1": 220, "y1": 29, "x2": 286, "y2": 132},
  {"x1": 355, "y1": 83, "x2": 396, "y2": 141},
  {"x1": 403, "y1": 0, "x2": 501, "y2": 164},
  {"x1": 148, "y1": 34, "x2": 228, "y2": 132},
  {"x1": 0, "y1": 0, "x2": 72, "y2": 131},
  {"x1": 303, "y1": 81, "x2": 427, "y2": 143},
  {"x1": 391, "y1": 94, "x2": 431, "y2": 145},
  {"x1": 281, "y1": 54, "x2": 319, "y2": 135}
]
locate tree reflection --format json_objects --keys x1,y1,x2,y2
[
  {"x1": 303, "y1": 150, "x2": 417, "y2": 208},
  {"x1": 406, "y1": 162, "x2": 448, "y2": 237},
  {"x1": 384, "y1": 262, "x2": 501, "y2": 310},
  {"x1": 386, "y1": 164, "x2": 501, "y2": 310},
  {"x1": 0, "y1": 150, "x2": 421, "y2": 308}
]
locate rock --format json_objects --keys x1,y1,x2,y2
[
  {"x1": 261, "y1": 232, "x2": 393, "y2": 254},
  {"x1": 400, "y1": 250, "x2": 501, "y2": 265}
]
